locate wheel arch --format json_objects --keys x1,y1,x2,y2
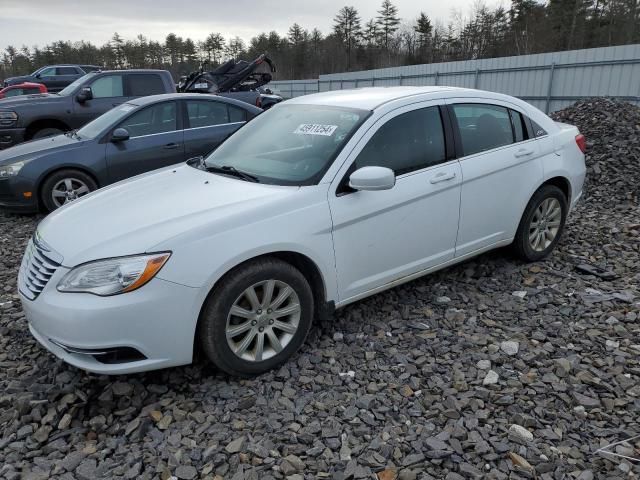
[
  {"x1": 541, "y1": 175, "x2": 571, "y2": 203},
  {"x1": 37, "y1": 166, "x2": 100, "y2": 207},
  {"x1": 192, "y1": 250, "x2": 330, "y2": 360},
  {"x1": 25, "y1": 118, "x2": 71, "y2": 140}
]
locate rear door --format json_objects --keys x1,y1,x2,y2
[
  {"x1": 182, "y1": 99, "x2": 248, "y2": 158},
  {"x1": 73, "y1": 74, "x2": 129, "y2": 126},
  {"x1": 105, "y1": 100, "x2": 184, "y2": 182},
  {"x1": 446, "y1": 99, "x2": 543, "y2": 257},
  {"x1": 54, "y1": 66, "x2": 83, "y2": 90}
]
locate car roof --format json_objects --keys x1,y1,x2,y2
[
  {"x1": 126, "y1": 93, "x2": 262, "y2": 111},
  {"x1": 285, "y1": 86, "x2": 518, "y2": 111}
]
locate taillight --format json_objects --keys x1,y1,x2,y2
[
  {"x1": 575, "y1": 134, "x2": 586, "y2": 153},
  {"x1": 255, "y1": 97, "x2": 262, "y2": 108}
]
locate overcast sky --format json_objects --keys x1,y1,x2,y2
[{"x1": 0, "y1": 0, "x2": 490, "y2": 52}]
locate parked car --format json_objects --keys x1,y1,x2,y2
[
  {"x1": 0, "y1": 82, "x2": 47, "y2": 99},
  {"x1": 18, "y1": 86, "x2": 586, "y2": 376},
  {"x1": 0, "y1": 69, "x2": 175, "y2": 149},
  {"x1": 3, "y1": 64, "x2": 101, "y2": 92},
  {"x1": 0, "y1": 93, "x2": 260, "y2": 212}
]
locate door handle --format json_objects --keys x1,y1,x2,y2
[
  {"x1": 429, "y1": 171, "x2": 456, "y2": 184},
  {"x1": 163, "y1": 143, "x2": 180, "y2": 150},
  {"x1": 514, "y1": 148, "x2": 534, "y2": 158}
]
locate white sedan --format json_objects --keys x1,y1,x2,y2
[{"x1": 18, "y1": 86, "x2": 586, "y2": 376}]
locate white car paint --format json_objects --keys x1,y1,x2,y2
[{"x1": 18, "y1": 86, "x2": 586, "y2": 374}]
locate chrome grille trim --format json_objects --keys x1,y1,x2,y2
[{"x1": 18, "y1": 237, "x2": 62, "y2": 300}]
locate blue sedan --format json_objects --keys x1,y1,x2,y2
[{"x1": 0, "y1": 93, "x2": 262, "y2": 212}]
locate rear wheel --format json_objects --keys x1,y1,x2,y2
[
  {"x1": 198, "y1": 258, "x2": 314, "y2": 376},
  {"x1": 32, "y1": 128, "x2": 64, "y2": 140},
  {"x1": 513, "y1": 184, "x2": 567, "y2": 261},
  {"x1": 40, "y1": 169, "x2": 97, "y2": 212}
]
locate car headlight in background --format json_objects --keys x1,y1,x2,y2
[
  {"x1": 57, "y1": 253, "x2": 171, "y2": 296},
  {"x1": 0, "y1": 161, "x2": 25, "y2": 179},
  {"x1": 0, "y1": 111, "x2": 18, "y2": 126}
]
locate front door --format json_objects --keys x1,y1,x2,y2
[
  {"x1": 328, "y1": 103, "x2": 462, "y2": 302},
  {"x1": 446, "y1": 100, "x2": 543, "y2": 257},
  {"x1": 73, "y1": 74, "x2": 129, "y2": 127},
  {"x1": 105, "y1": 101, "x2": 184, "y2": 182}
]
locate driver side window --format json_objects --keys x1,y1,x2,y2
[
  {"x1": 117, "y1": 102, "x2": 177, "y2": 138},
  {"x1": 354, "y1": 106, "x2": 446, "y2": 176},
  {"x1": 38, "y1": 67, "x2": 57, "y2": 77}
]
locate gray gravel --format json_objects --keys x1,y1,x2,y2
[{"x1": 1, "y1": 98, "x2": 639, "y2": 479}]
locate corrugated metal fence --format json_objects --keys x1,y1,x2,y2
[{"x1": 269, "y1": 44, "x2": 640, "y2": 113}]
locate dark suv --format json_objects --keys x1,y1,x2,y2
[
  {"x1": 3, "y1": 65, "x2": 101, "y2": 92},
  {"x1": 0, "y1": 70, "x2": 176, "y2": 149}
]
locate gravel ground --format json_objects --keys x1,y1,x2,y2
[{"x1": 1, "y1": 98, "x2": 639, "y2": 480}]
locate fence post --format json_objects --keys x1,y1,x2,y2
[
  {"x1": 340, "y1": 79, "x2": 344, "y2": 90},
  {"x1": 474, "y1": 68, "x2": 480, "y2": 89},
  {"x1": 545, "y1": 63, "x2": 556, "y2": 114},
  {"x1": 371, "y1": 76, "x2": 375, "y2": 87},
  {"x1": 434, "y1": 71, "x2": 439, "y2": 86},
  {"x1": 399, "y1": 74, "x2": 404, "y2": 86}
]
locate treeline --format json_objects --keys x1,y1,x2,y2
[{"x1": 1, "y1": 0, "x2": 639, "y2": 81}]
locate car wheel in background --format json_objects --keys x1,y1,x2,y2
[
  {"x1": 513, "y1": 184, "x2": 568, "y2": 262},
  {"x1": 198, "y1": 258, "x2": 314, "y2": 376},
  {"x1": 32, "y1": 128, "x2": 65, "y2": 140},
  {"x1": 40, "y1": 169, "x2": 97, "y2": 212}
]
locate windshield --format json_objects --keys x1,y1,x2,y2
[
  {"x1": 204, "y1": 104, "x2": 369, "y2": 185},
  {"x1": 76, "y1": 103, "x2": 137, "y2": 139},
  {"x1": 57, "y1": 73, "x2": 94, "y2": 96}
]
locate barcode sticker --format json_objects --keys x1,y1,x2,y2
[{"x1": 293, "y1": 124, "x2": 338, "y2": 136}]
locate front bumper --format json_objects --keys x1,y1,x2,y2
[
  {"x1": 0, "y1": 176, "x2": 39, "y2": 212},
  {"x1": 0, "y1": 127, "x2": 26, "y2": 149},
  {"x1": 20, "y1": 272, "x2": 203, "y2": 374}
]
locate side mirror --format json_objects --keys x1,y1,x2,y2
[
  {"x1": 111, "y1": 128, "x2": 130, "y2": 142},
  {"x1": 76, "y1": 87, "x2": 93, "y2": 103},
  {"x1": 35, "y1": 73, "x2": 41, "y2": 79},
  {"x1": 186, "y1": 155, "x2": 204, "y2": 167},
  {"x1": 348, "y1": 166, "x2": 396, "y2": 191}
]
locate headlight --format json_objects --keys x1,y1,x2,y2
[
  {"x1": 57, "y1": 252, "x2": 171, "y2": 296},
  {"x1": 0, "y1": 161, "x2": 24, "y2": 179},
  {"x1": 0, "y1": 111, "x2": 18, "y2": 126}
]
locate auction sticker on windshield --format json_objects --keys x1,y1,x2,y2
[{"x1": 294, "y1": 124, "x2": 338, "y2": 136}]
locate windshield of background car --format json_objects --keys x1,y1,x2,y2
[
  {"x1": 204, "y1": 104, "x2": 369, "y2": 185},
  {"x1": 76, "y1": 103, "x2": 138, "y2": 139},
  {"x1": 57, "y1": 73, "x2": 94, "y2": 96}
]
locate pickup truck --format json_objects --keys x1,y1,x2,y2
[{"x1": 0, "y1": 70, "x2": 175, "y2": 149}]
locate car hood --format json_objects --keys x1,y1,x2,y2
[
  {"x1": 0, "y1": 133, "x2": 84, "y2": 165},
  {"x1": 0, "y1": 93, "x2": 63, "y2": 108},
  {"x1": 37, "y1": 164, "x2": 299, "y2": 267},
  {"x1": 4, "y1": 75, "x2": 34, "y2": 85}
]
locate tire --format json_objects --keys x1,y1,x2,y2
[
  {"x1": 40, "y1": 169, "x2": 98, "y2": 212},
  {"x1": 513, "y1": 184, "x2": 568, "y2": 262},
  {"x1": 32, "y1": 128, "x2": 64, "y2": 140},
  {"x1": 198, "y1": 258, "x2": 314, "y2": 376}
]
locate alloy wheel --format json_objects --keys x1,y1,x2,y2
[
  {"x1": 51, "y1": 178, "x2": 91, "y2": 208},
  {"x1": 225, "y1": 280, "x2": 301, "y2": 362},
  {"x1": 528, "y1": 197, "x2": 562, "y2": 252}
]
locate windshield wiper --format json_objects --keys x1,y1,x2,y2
[{"x1": 206, "y1": 165, "x2": 260, "y2": 183}]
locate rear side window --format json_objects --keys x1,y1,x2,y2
[
  {"x1": 354, "y1": 106, "x2": 446, "y2": 175},
  {"x1": 90, "y1": 75, "x2": 124, "y2": 98},
  {"x1": 186, "y1": 100, "x2": 230, "y2": 128},
  {"x1": 452, "y1": 104, "x2": 514, "y2": 156},
  {"x1": 81, "y1": 65, "x2": 100, "y2": 72},
  {"x1": 5, "y1": 89, "x2": 24, "y2": 97},
  {"x1": 531, "y1": 120, "x2": 548, "y2": 137},
  {"x1": 57, "y1": 67, "x2": 79, "y2": 75},
  {"x1": 117, "y1": 102, "x2": 177, "y2": 137},
  {"x1": 229, "y1": 105, "x2": 247, "y2": 123},
  {"x1": 127, "y1": 74, "x2": 166, "y2": 96}
]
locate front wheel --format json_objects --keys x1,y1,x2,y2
[
  {"x1": 198, "y1": 258, "x2": 314, "y2": 376},
  {"x1": 40, "y1": 169, "x2": 97, "y2": 212},
  {"x1": 513, "y1": 184, "x2": 568, "y2": 262}
]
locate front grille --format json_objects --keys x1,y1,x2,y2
[{"x1": 18, "y1": 238, "x2": 61, "y2": 300}]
